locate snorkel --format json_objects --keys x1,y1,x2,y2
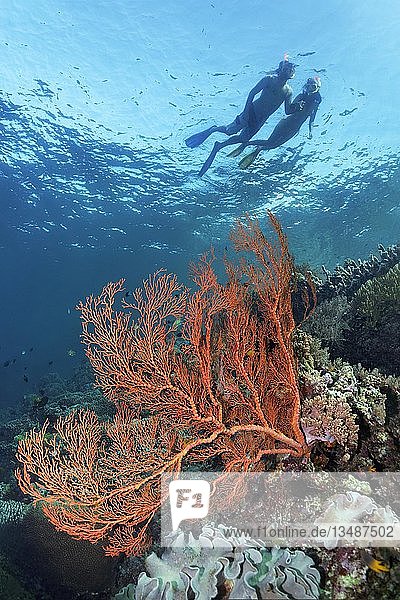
[{"x1": 277, "y1": 53, "x2": 296, "y2": 79}]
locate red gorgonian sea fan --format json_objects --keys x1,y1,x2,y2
[{"x1": 16, "y1": 213, "x2": 311, "y2": 556}]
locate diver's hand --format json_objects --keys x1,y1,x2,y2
[{"x1": 291, "y1": 100, "x2": 305, "y2": 112}]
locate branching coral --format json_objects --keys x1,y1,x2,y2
[
  {"x1": 297, "y1": 334, "x2": 359, "y2": 456},
  {"x1": 301, "y1": 392, "x2": 358, "y2": 451},
  {"x1": 317, "y1": 243, "x2": 400, "y2": 302},
  {"x1": 296, "y1": 329, "x2": 400, "y2": 471},
  {"x1": 16, "y1": 214, "x2": 310, "y2": 556},
  {"x1": 352, "y1": 263, "x2": 400, "y2": 326},
  {"x1": 300, "y1": 261, "x2": 400, "y2": 375}
]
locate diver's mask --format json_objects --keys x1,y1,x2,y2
[
  {"x1": 303, "y1": 76, "x2": 321, "y2": 94},
  {"x1": 277, "y1": 60, "x2": 296, "y2": 79}
]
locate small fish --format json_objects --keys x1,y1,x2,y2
[
  {"x1": 297, "y1": 51, "x2": 316, "y2": 57},
  {"x1": 246, "y1": 349, "x2": 255, "y2": 357},
  {"x1": 21, "y1": 350, "x2": 26, "y2": 355},
  {"x1": 67, "y1": 349, "x2": 76, "y2": 357},
  {"x1": 361, "y1": 551, "x2": 390, "y2": 573},
  {"x1": 3, "y1": 361, "x2": 10, "y2": 367},
  {"x1": 48, "y1": 360, "x2": 53, "y2": 366},
  {"x1": 12, "y1": 358, "x2": 16, "y2": 364},
  {"x1": 23, "y1": 375, "x2": 28, "y2": 383},
  {"x1": 368, "y1": 558, "x2": 390, "y2": 573},
  {"x1": 339, "y1": 108, "x2": 358, "y2": 117},
  {"x1": 29, "y1": 347, "x2": 34, "y2": 352},
  {"x1": 125, "y1": 291, "x2": 130, "y2": 297}
]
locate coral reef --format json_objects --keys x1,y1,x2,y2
[
  {"x1": 0, "y1": 497, "x2": 30, "y2": 526},
  {"x1": 292, "y1": 241, "x2": 400, "y2": 325},
  {"x1": 338, "y1": 264, "x2": 400, "y2": 374},
  {"x1": 301, "y1": 391, "x2": 358, "y2": 452},
  {"x1": 301, "y1": 295, "x2": 351, "y2": 346},
  {"x1": 302, "y1": 261, "x2": 400, "y2": 376},
  {"x1": 294, "y1": 330, "x2": 400, "y2": 472},
  {"x1": 0, "y1": 362, "x2": 110, "y2": 507},
  {"x1": 318, "y1": 544, "x2": 400, "y2": 600},
  {"x1": 15, "y1": 215, "x2": 312, "y2": 556},
  {"x1": 0, "y1": 508, "x2": 117, "y2": 599},
  {"x1": 22, "y1": 361, "x2": 112, "y2": 422},
  {"x1": 315, "y1": 491, "x2": 399, "y2": 549},
  {"x1": 114, "y1": 524, "x2": 320, "y2": 600},
  {"x1": 317, "y1": 242, "x2": 400, "y2": 302},
  {"x1": 6, "y1": 217, "x2": 399, "y2": 599},
  {"x1": 352, "y1": 264, "x2": 400, "y2": 326}
]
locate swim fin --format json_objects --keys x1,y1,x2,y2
[
  {"x1": 198, "y1": 142, "x2": 220, "y2": 176},
  {"x1": 239, "y1": 148, "x2": 262, "y2": 169},
  {"x1": 227, "y1": 144, "x2": 246, "y2": 158},
  {"x1": 185, "y1": 126, "x2": 217, "y2": 148}
]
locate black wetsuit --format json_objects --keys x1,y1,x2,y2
[
  {"x1": 287, "y1": 90, "x2": 321, "y2": 122},
  {"x1": 250, "y1": 91, "x2": 321, "y2": 150}
]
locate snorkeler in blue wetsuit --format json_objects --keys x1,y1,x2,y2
[
  {"x1": 238, "y1": 76, "x2": 322, "y2": 169},
  {"x1": 185, "y1": 58, "x2": 296, "y2": 176}
]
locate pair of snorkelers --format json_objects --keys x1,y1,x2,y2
[{"x1": 185, "y1": 57, "x2": 322, "y2": 176}]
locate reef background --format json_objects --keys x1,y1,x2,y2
[
  {"x1": 1, "y1": 0, "x2": 399, "y2": 407},
  {"x1": 0, "y1": 0, "x2": 399, "y2": 598}
]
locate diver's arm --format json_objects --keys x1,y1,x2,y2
[
  {"x1": 243, "y1": 77, "x2": 269, "y2": 111},
  {"x1": 308, "y1": 97, "x2": 321, "y2": 138},
  {"x1": 285, "y1": 93, "x2": 306, "y2": 115},
  {"x1": 284, "y1": 87, "x2": 294, "y2": 114}
]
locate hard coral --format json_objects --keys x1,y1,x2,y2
[
  {"x1": 301, "y1": 392, "x2": 358, "y2": 451},
  {"x1": 352, "y1": 263, "x2": 400, "y2": 326}
]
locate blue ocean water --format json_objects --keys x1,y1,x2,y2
[{"x1": 1, "y1": 0, "x2": 399, "y2": 407}]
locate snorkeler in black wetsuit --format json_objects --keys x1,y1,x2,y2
[
  {"x1": 184, "y1": 58, "x2": 296, "y2": 176},
  {"x1": 238, "y1": 76, "x2": 322, "y2": 169}
]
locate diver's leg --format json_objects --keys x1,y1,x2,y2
[
  {"x1": 211, "y1": 132, "x2": 253, "y2": 151},
  {"x1": 227, "y1": 143, "x2": 247, "y2": 157},
  {"x1": 237, "y1": 135, "x2": 278, "y2": 170},
  {"x1": 185, "y1": 117, "x2": 243, "y2": 148},
  {"x1": 227, "y1": 114, "x2": 260, "y2": 156},
  {"x1": 247, "y1": 119, "x2": 300, "y2": 150},
  {"x1": 224, "y1": 114, "x2": 243, "y2": 135},
  {"x1": 198, "y1": 133, "x2": 252, "y2": 176},
  {"x1": 238, "y1": 120, "x2": 302, "y2": 170},
  {"x1": 198, "y1": 141, "x2": 222, "y2": 176}
]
